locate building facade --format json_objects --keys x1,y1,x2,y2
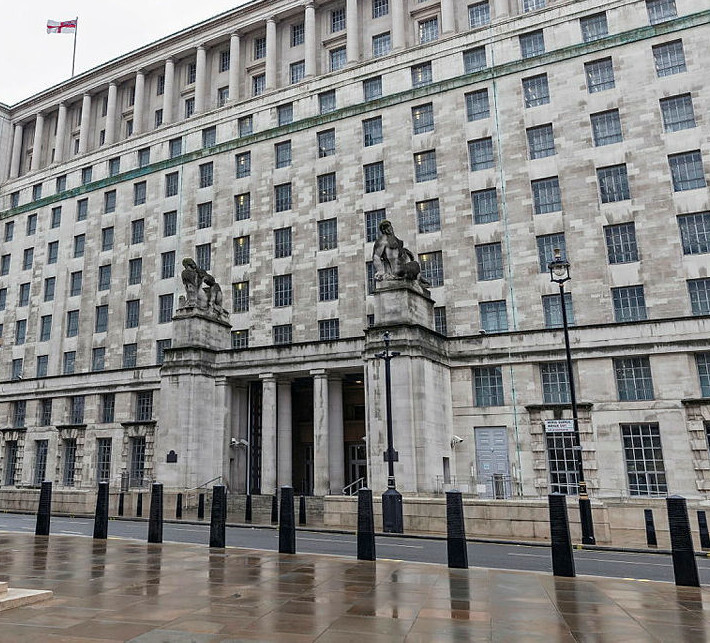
[{"x1": 0, "y1": 0, "x2": 709, "y2": 502}]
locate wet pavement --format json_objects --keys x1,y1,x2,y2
[{"x1": 0, "y1": 532, "x2": 708, "y2": 642}]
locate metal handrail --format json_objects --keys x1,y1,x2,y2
[
  {"x1": 187, "y1": 476, "x2": 223, "y2": 491},
  {"x1": 342, "y1": 477, "x2": 365, "y2": 496}
]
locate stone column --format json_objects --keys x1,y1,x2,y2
[
  {"x1": 277, "y1": 381, "x2": 293, "y2": 488},
  {"x1": 133, "y1": 71, "x2": 145, "y2": 135},
  {"x1": 265, "y1": 18, "x2": 277, "y2": 90},
  {"x1": 391, "y1": 0, "x2": 406, "y2": 50},
  {"x1": 304, "y1": 2, "x2": 317, "y2": 77},
  {"x1": 312, "y1": 370, "x2": 330, "y2": 495},
  {"x1": 346, "y1": 0, "x2": 360, "y2": 63},
  {"x1": 441, "y1": 0, "x2": 456, "y2": 33},
  {"x1": 216, "y1": 378, "x2": 232, "y2": 487},
  {"x1": 10, "y1": 124, "x2": 23, "y2": 178},
  {"x1": 228, "y1": 33, "x2": 241, "y2": 102},
  {"x1": 261, "y1": 376, "x2": 278, "y2": 495},
  {"x1": 105, "y1": 83, "x2": 118, "y2": 145},
  {"x1": 55, "y1": 103, "x2": 67, "y2": 163},
  {"x1": 78, "y1": 93, "x2": 92, "y2": 154},
  {"x1": 163, "y1": 58, "x2": 175, "y2": 124},
  {"x1": 30, "y1": 114, "x2": 44, "y2": 172},
  {"x1": 195, "y1": 46, "x2": 207, "y2": 114},
  {"x1": 231, "y1": 384, "x2": 250, "y2": 493},
  {"x1": 328, "y1": 376, "x2": 345, "y2": 494}
]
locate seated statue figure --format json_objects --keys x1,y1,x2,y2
[
  {"x1": 372, "y1": 219, "x2": 430, "y2": 287},
  {"x1": 203, "y1": 273, "x2": 224, "y2": 313},
  {"x1": 181, "y1": 258, "x2": 205, "y2": 306}
]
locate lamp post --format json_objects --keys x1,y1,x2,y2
[
  {"x1": 548, "y1": 249, "x2": 595, "y2": 545},
  {"x1": 375, "y1": 331, "x2": 403, "y2": 533}
]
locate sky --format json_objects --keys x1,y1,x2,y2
[{"x1": 2, "y1": 1, "x2": 253, "y2": 105}]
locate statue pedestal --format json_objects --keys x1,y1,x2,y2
[
  {"x1": 373, "y1": 280, "x2": 434, "y2": 329},
  {"x1": 172, "y1": 304, "x2": 232, "y2": 351}
]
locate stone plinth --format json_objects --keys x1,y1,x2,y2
[
  {"x1": 172, "y1": 305, "x2": 232, "y2": 351},
  {"x1": 373, "y1": 280, "x2": 435, "y2": 329}
]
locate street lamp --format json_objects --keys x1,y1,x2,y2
[
  {"x1": 548, "y1": 249, "x2": 596, "y2": 546},
  {"x1": 375, "y1": 331, "x2": 403, "y2": 533}
]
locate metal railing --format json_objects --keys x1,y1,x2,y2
[{"x1": 342, "y1": 477, "x2": 366, "y2": 496}]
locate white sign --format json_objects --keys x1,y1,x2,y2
[{"x1": 544, "y1": 419, "x2": 575, "y2": 433}]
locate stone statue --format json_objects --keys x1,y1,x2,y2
[
  {"x1": 181, "y1": 258, "x2": 205, "y2": 306},
  {"x1": 372, "y1": 220, "x2": 430, "y2": 288},
  {"x1": 180, "y1": 258, "x2": 228, "y2": 318},
  {"x1": 203, "y1": 274, "x2": 224, "y2": 312}
]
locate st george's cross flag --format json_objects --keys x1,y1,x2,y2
[{"x1": 47, "y1": 19, "x2": 78, "y2": 34}]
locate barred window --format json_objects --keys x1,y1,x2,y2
[
  {"x1": 597, "y1": 164, "x2": 630, "y2": 202},
  {"x1": 363, "y1": 117, "x2": 383, "y2": 146},
  {"x1": 318, "y1": 218, "x2": 338, "y2": 250},
  {"x1": 235, "y1": 193, "x2": 250, "y2": 221},
  {"x1": 125, "y1": 299, "x2": 140, "y2": 328},
  {"x1": 319, "y1": 319, "x2": 340, "y2": 341},
  {"x1": 363, "y1": 77, "x2": 382, "y2": 100},
  {"x1": 412, "y1": 103, "x2": 434, "y2": 134},
  {"x1": 318, "y1": 267, "x2": 339, "y2": 301},
  {"x1": 417, "y1": 199, "x2": 441, "y2": 233},
  {"x1": 319, "y1": 90, "x2": 336, "y2": 114},
  {"x1": 331, "y1": 7, "x2": 346, "y2": 31},
  {"x1": 678, "y1": 212, "x2": 710, "y2": 255},
  {"x1": 688, "y1": 278, "x2": 710, "y2": 315},
  {"x1": 290, "y1": 61, "x2": 306, "y2": 84},
  {"x1": 136, "y1": 391, "x2": 153, "y2": 422},
  {"x1": 419, "y1": 251, "x2": 444, "y2": 287},
  {"x1": 219, "y1": 49, "x2": 230, "y2": 72},
  {"x1": 158, "y1": 294, "x2": 174, "y2": 324},
  {"x1": 3, "y1": 441, "x2": 18, "y2": 485},
  {"x1": 373, "y1": 0, "x2": 389, "y2": 18},
  {"x1": 585, "y1": 58, "x2": 615, "y2": 92},
  {"x1": 524, "y1": 0, "x2": 545, "y2": 10},
  {"x1": 469, "y1": 1, "x2": 490, "y2": 27},
  {"x1": 475, "y1": 243, "x2": 503, "y2": 280},
  {"x1": 468, "y1": 138, "x2": 494, "y2": 170},
  {"x1": 474, "y1": 367, "x2": 504, "y2": 406},
  {"x1": 364, "y1": 162, "x2": 385, "y2": 193},
  {"x1": 480, "y1": 300, "x2": 508, "y2": 332},
  {"x1": 199, "y1": 162, "x2": 213, "y2": 188},
  {"x1": 411, "y1": 62, "x2": 433, "y2": 87},
  {"x1": 273, "y1": 324, "x2": 293, "y2": 345},
  {"x1": 235, "y1": 152, "x2": 251, "y2": 178},
  {"x1": 318, "y1": 129, "x2": 336, "y2": 157},
  {"x1": 520, "y1": 30, "x2": 545, "y2": 58},
  {"x1": 373, "y1": 32, "x2": 391, "y2": 57},
  {"x1": 434, "y1": 306, "x2": 447, "y2": 336},
  {"x1": 254, "y1": 36, "x2": 266, "y2": 59},
  {"x1": 547, "y1": 434, "x2": 579, "y2": 495},
  {"x1": 291, "y1": 23, "x2": 305, "y2": 46},
  {"x1": 580, "y1": 12, "x2": 608, "y2": 42},
  {"x1": 278, "y1": 103, "x2": 293, "y2": 126},
  {"x1": 35, "y1": 440, "x2": 49, "y2": 484},
  {"x1": 646, "y1": 0, "x2": 676, "y2": 24},
  {"x1": 156, "y1": 339, "x2": 172, "y2": 365},
  {"x1": 318, "y1": 173, "x2": 337, "y2": 202},
  {"x1": 233, "y1": 237, "x2": 250, "y2": 266},
  {"x1": 669, "y1": 151, "x2": 706, "y2": 191},
  {"x1": 274, "y1": 183, "x2": 292, "y2": 213},
  {"x1": 123, "y1": 343, "x2": 137, "y2": 368},
  {"x1": 13, "y1": 400, "x2": 26, "y2": 428},
  {"x1": 541, "y1": 362, "x2": 570, "y2": 404},
  {"x1": 605, "y1": 223, "x2": 638, "y2": 263},
  {"x1": 542, "y1": 293, "x2": 575, "y2": 328},
  {"x1": 532, "y1": 177, "x2": 562, "y2": 214},
  {"x1": 660, "y1": 94, "x2": 695, "y2": 132},
  {"x1": 238, "y1": 115, "x2": 253, "y2": 136},
  {"x1": 527, "y1": 124, "x2": 555, "y2": 159},
  {"x1": 196, "y1": 243, "x2": 211, "y2": 271},
  {"x1": 232, "y1": 281, "x2": 250, "y2": 312},
  {"x1": 40, "y1": 400, "x2": 53, "y2": 426},
  {"x1": 275, "y1": 141, "x2": 292, "y2": 168},
  {"x1": 537, "y1": 233, "x2": 566, "y2": 273},
  {"x1": 414, "y1": 151, "x2": 437, "y2": 182},
  {"x1": 63, "y1": 439, "x2": 77, "y2": 486},
  {"x1": 472, "y1": 189, "x2": 498, "y2": 224},
  {"x1": 612, "y1": 285, "x2": 647, "y2": 322},
  {"x1": 365, "y1": 209, "x2": 386, "y2": 243},
  {"x1": 366, "y1": 261, "x2": 376, "y2": 295},
  {"x1": 330, "y1": 46, "x2": 347, "y2": 71},
  {"x1": 129, "y1": 437, "x2": 146, "y2": 487},
  {"x1": 197, "y1": 202, "x2": 212, "y2": 229},
  {"x1": 615, "y1": 356, "x2": 654, "y2": 401},
  {"x1": 232, "y1": 329, "x2": 249, "y2": 349},
  {"x1": 465, "y1": 89, "x2": 489, "y2": 121},
  {"x1": 463, "y1": 46, "x2": 486, "y2": 73},
  {"x1": 274, "y1": 227, "x2": 292, "y2": 258},
  {"x1": 97, "y1": 438, "x2": 112, "y2": 482},
  {"x1": 523, "y1": 74, "x2": 550, "y2": 107},
  {"x1": 71, "y1": 395, "x2": 85, "y2": 424},
  {"x1": 622, "y1": 423, "x2": 667, "y2": 496},
  {"x1": 161, "y1": 251, "x2": 176, "y2": 279},
  {"x1": 274, "y1": 274, "x2": 293, "y2": 307},
  {"x1": 653, "y1": 40, "x2": 686, "y2": 77},
  {"x1": 591, "y1": 109, "x2": 623, "y2": 146}
]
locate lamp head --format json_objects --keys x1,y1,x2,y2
[{"x1": 548, "y1": 248, "x2": 571, "y2": 284}]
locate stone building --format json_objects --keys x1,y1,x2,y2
[{"x1": 0, "y1": 0, "x2": 709, "y2": 507}]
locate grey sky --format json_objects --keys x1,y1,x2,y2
[{"x1": 3, "y1": 1, "x2": 251, "y2": 105}]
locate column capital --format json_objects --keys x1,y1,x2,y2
[
  {"x1": 310, "y1": 369, "x2": 328, "y2": 378},
  {"x1": 165, "y1": 56, "x2": 175, "y2": 65},
  {"x1": 215, "y1": 376, "x2": 229, "y2": 387},
  {"x1": 197, "y1": 44, "x2": 206, "y2": 52},
  {"x1": 230, "y1": 31, "x2": 242, "y2": 39},
  {"x1": 266, "y1": 16, "x2": 277, "y2": 24},
  {"x1": 108, "y1": 81, "x2": 117, "y2": 88},
  {"x1": 260, "y1": 373, "x2": 276, "y2": 382},
  {"x1": 304, "y1": 1, "x2": 315, "y2": 8}
]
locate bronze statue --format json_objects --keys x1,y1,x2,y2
[{"x1": 372, "y1": 220, "x2": 430, "y2": 287}]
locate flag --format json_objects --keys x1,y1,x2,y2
[{"x1": 47, "y1": 19, "x2": 77, "y2": 34}]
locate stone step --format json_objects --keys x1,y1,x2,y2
[
  {"x1": 0, "y1": 583, "x2": 7, "y2": 596},
  {"x1": 0, "y1": 588, "x2": 53, "y2": 612}
]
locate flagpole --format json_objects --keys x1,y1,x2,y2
[{"x1": 71, "y1": 17, "x2": 78, "y2": 76}]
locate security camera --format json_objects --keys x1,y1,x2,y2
[
  {"x1": 450, "y1": 435, "x2": 465, "y2": 447},
  {"x1": 230, "y1": 438, "x2": 238, "y2": 447}
]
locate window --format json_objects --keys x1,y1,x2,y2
[
  {"x1": 34, "y1": 440, "x2": 49, "y2": 484},
  {"x1": 612, "y1": 285, "x2": 647, "y2": 322},
  {"x1": 546, "y1": 434, "x2": 579, "y2": 495},
  {"x1": 646, "y1": 0, "x2": 676, "y2": 24},
  {"x1": 108, "y1": 157, "x2": 121, "y2": 176},
  {"x1": 10, "y1": 191, "x2": 19, "y2": 208},
  {"x1": 318, "y1": 129, "x2": 336, "y2": 157},
  {"x1": 51, "y1": 206, "x2": 62, "y2": 228},
  {"x1": 531, "y1": 177, "x2": 562, "y2": 215},
  {"x1": 131, "y1": 219, "x2": 145, "y2": 243},
  {"x1": 199, "y1": 162, "x2": 213, "y2": 188},
  {"x1": 101, "y1": 227, "x2": 114, "y2": 251},
  {"x1": 373, "y1": 0, "x2": 389, "y2": 18},
  {"x1": 319, "y1": 90, "x2": 336, "y2": 114},
  {"x1": 232, "y1": 329, "x2": 249, "y2": 349},
  {"x1": 3, "y1": 441, "x2": 18, "y2": 486},
  {"x1": 197, "y1": 202, "x2": 212, "y2": 228},
  {"x1": 697, "y1": 354, "x2": 710, "y2": 397},
  {"x1": 364, "y1": 162, "x2": 385, "y2": 193},
  {"x1": 238, "y1": 116, "x2": 253, "y2": 137},
  {"x1": 217, "y1": 88, "x2": 229, "y2": 107},
  {"x1": 536, "y1": 233, "x2": 566, "y2": 273},
  {"x1": 92, "y1": 347, "x2": 106, "y2": 372},
  {"x1": 40, "y1": 400, "x2": 52, "y2": 426},
  {"x1": 469, "y1": 1, "x2": 490, "y2": 27},
  {"x1": 63, "y1": 439, "x2": 77, "y2": 486},
  {"x1": 129, "y1": 437, "x2": 146, "y2": 487},
  {"x1": 63, "y1": 351, "x2": 76, "y2": 375},
  {"x1": 70, "y1": 271, "x2": 83, "y2": 296},
  {"x1": 542, "y1": 293, "x2": 575, "y2": 328},
  {"x1": 605, "y1": 223, "x2": 639, "y2": 264},
  {"x1": 22, "y1": 248, "x2": 34, "y2": 270},
  {"x1": 81, "y1": 167, "x2": 93, "y2": 185},
  {"x1": 419, "y1": 17, "x2": 438, "y2": 43},
  {"x1": 97, "y1": 438, "x2": 112, "y2": 482},
  {"x1": 199, "y1": 126, "x2": 216, "y2": 150},
  {"x1": 291, "y1": 22, "x2": 305, "y2": 46},
  {"x1": 473, "y1": 366, "x2": 504, "y2": 406},
  {"x1": 277, "y1": 104, "x2": 293, "y2": 126},
  {"x1": 363, "y1": 77, "x2": 382, "y2": 101},
  {"x1": 138, "y1": 148, "x2": 150, "y2": 168},
  {"x1": 585, "y1": 58, "x2": 615, "y2": 92},
  {"x1": 581, "y1": 12, "x2": 608, "y2": 42},
  {"x1": 26, "y1": 214, "x2": 37, "y2": 235},
  {"x1": 653, "y1": 40, "x2": 686, "y2": 77},
  {"x1": 472, "y1": 189, "x2": 498, "y2": 224},
  {"x1": 331, "y1": 7, "x2": 346, "y2": 32},
  {"x1": 318, "y1": 173, "x2": 337, "y2": 202},
  {"x1": 365, "y1": 209, "x2": 387, "y2": 243},
  {"x1": 0, "y1": 254, "x2": 10, "y2": 273},
  {"x1": 165, "y1": 172, "x2": 179, "y2": 198},
  {"x1": 275, "y1": 141, "x2": 292, "y2": 168},
  {"x1": 678, "y1": 213, "x2": 710, "y2": 255},
  {"x1": 40, "y1": 315, "x2": 52, "y2": 341},
  {"x1": 67, "y1": 311, "x2": 81, "y2": 337},
  {"x1": 520, "y1": 30, "x2": 545, "y2": 59},
  {"x1": 363, "y1": 117, "x2": 383, "y2": 146},
  {"x1": 476, "y1": 243, "x2": 503, "y2": 280},
  {"x1": 480, "y1": 300, "x2": 508, "y2": 332},
  {"x1": 411, "y1": 62, "x2": 433, "y2": 88},
  {"x1": 128, "y1": 258, "x2": 142, "y2": 285},
  {"x1": 15, "y1": 319, "x2": 26, "y2": 345},
  {"x1": 252, "y1": 75, "x2": 266, "y2": 96},
  {"x1": 32, "y1": 184, "x2": 42, "y2": 201},
  {"x1": 523, "y1": 74, "x2": 550, "y2": 108},
  {"x1": 287, "y1": 61, "x2": 305, "y2": 85},
  {"x1": 318, "y1": 219, "x2": 338, "y2": 251},
  {"x1": 56, "y1": 175, "x2": 67, "y2": 193},
  {"x1": 463, "y1": 47, "x2": 486, "y2": 73},
  {"x1": 125, "y1": 299, "x2": 140, "y2": 328},
  {"x1": 136, "y1": 392, "x2": 154, "y2": 422},
  {"x1": 161, "y1": 251, "x2": 176, "y2": 279},
  {"x1": 96, "y1": 265, "x2": 112, "y2": 292},
  {"x1": 275, "y1": 228, "x2": 292, "y2": 258},
  {"x1": 419, "y1": 251, "x2": 444, "y2": 287},
  {"x1": 273, "y1": 324, "x2": 293, "y2": 346},
  {"x1": 660, "y1": 94, "x2": 695, "y2": 132},
  {"x1": 373, "y1": 32, "x2": 391, "y2": 57},
  {"x1": 158, "y1": 294, "x2": 174, "y2": 323},
  {"x1": 235, "y1": 194, "x2": 251, "y2": 221},
  {"x1": 95, "y1": 305, "x2": 108, "y2": 333},
  {"x1": 591, "y1": 110, "x2": 623, "y2": 146},
  {"x1": 318, "y1": 267, "x2": 339, "y2": 301},
  {"x1": 319, "y1": 319, "x2": 340, "y2": 341},
  {"x1": 330, "y1": 47, "x2": 347, "y2": 72},
  {"x1": 688, "y1": 278, "x2": 710, "y2": 315},
  {"x1": 254, "y1": 36, "x2": 266, "y2": 60},
  {"x1": 540, "y1": 362, "x2": 570, "y2": 404},
  {"x1": 274, "y1": 274, "x2": 293, "y2": 307},
  {"x1": 0, "y1": 288, "x2": 5, "y2": 310},
  {"x1": 44, "y1": 277, "x2": 55, "y2": 301},
  {"x1": 11, "y1": 358, "x2": 23, "y2": 380},
  {"x1": 417, "y1": 199, "x2": 441, "y2": 233},
  {"x1": 164, "y1": 211, "x2": 177, "y2": 236},
  {"x1": 75, "y1": 199, "x2": 88, "y2": 222},
  {"x1": 232, "y1": 281, "x2": 250, "y2": 312},
  {"x1": 19, "y1": 283, "x2": 30, "y2": 307},
  {"x1": 157, "y1": 339, "x2": 171, "y2": 364},
  {"x1": 412, "y1": 103, "x2": 434, "y2": 134},
  {"x1": 123, "y1": 343, "x2": 137, "y2": 368},
  {"x1": 468, "y1": 138, "x2": 494, "y2": 171},
  {"x1": 465, "y1": 89, "x2": 490, "y2": 121},
  {"x1": 527, "y1": 124, "x2": 555, "y2": 159},
  {"x1": 235, "y1": 152, "x2": 251, "y2": 178},
  {"x1": 523, "y1": 0, "x2": 545, "y2": 11},
  {"x1": 196, "y1": 244, "x2": 211, "y2": 271},
  {"x1": 597, "y1": 164, "x2": 630, "y2": 202},
  {"x1": 366, "y1": 262, "x2": 376, "y2": 295},
  {"x1": 434, "y1": 307, "x2": 447, "y2": 336},
  {"x1": 70, "y1": 395, "x2": 85, "y2": 424},
  {"x1": 103, "y1": 190, "x2": 116, "y2": 214},
  {"x1": 669, "y1": 151, "x2": 706, "y2": 191},
  {"x1": 622, "y1": 423, "x2": 667, "y2": 496},
  {"x1": 274, "y1": 183, "x2": 292, "y2": 213},
  {"x1": 133, "y1": 182, "x2": 146, "y2": 206},
  {"x1": 169, "y1": 138, "x2": 182, "y2": 158},
  {"x1": 414, "y1": 151, "x2": 437, "y2": 182},
  {"x1": 73, "y1": 234, "x2": 85, "y2": 258}
]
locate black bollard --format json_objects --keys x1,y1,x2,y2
[
  {"x1": 299, "y1": 495, "x2": 307, "y2": 526},
  {"x1": 118, "y1": 492, "x2": 124, "y2": 516},
  {"x1": 278, "y1": 486, "x2": 296, "y2": 554},
  {"x1": 136, "y1": 492, "x2": 143, "y2": 517},
  {"x1": 35, "y1": 481, "x2": 52, "y2": 536},
  {"x1": 93, "y1": 482, "x2": 109, "y2": 539},
  {"x1": 446, "y1": 490, "x2": 468, "y2": 569},
  {"x1": 197, "y1": 493, "x2": 205, "y2": 520},
  {"x1": 357, "y1": 488, "x2": 376, "y2": 561},
  {"x1": 148, "y1": 483, "x2": 163, "y2": 544},
  {"x1": 271, "y1": 493, "x2": 279, "y2": 524},
  {"x1": 698, "y1": 511, "x2": 710, "y2": 550},
  {"x1": 548, "y1": 494, "x2": 575, "y2": 577},
  {"x1": 210, "y1": 485, "x2": 227, "y2": 548},
  {"x1": 245, "y1": 494, "x2": 252, "y2": 522},
  {"x1": 644, "y1": 509, "x2": 658, "y2": 547},
  {"x1": 176, "y1": 493, "x2": 183, "y2": 519},
  {"x1": 666, "y1": 496, "x2": 699, "y2": 587}
]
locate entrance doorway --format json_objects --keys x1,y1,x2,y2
[
  {"x1": 474, "y1": 427, "x2": 510, "y2": 498},
  {"x1": 346, "y1": 442, "x2": 367, "y2": 489}
]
